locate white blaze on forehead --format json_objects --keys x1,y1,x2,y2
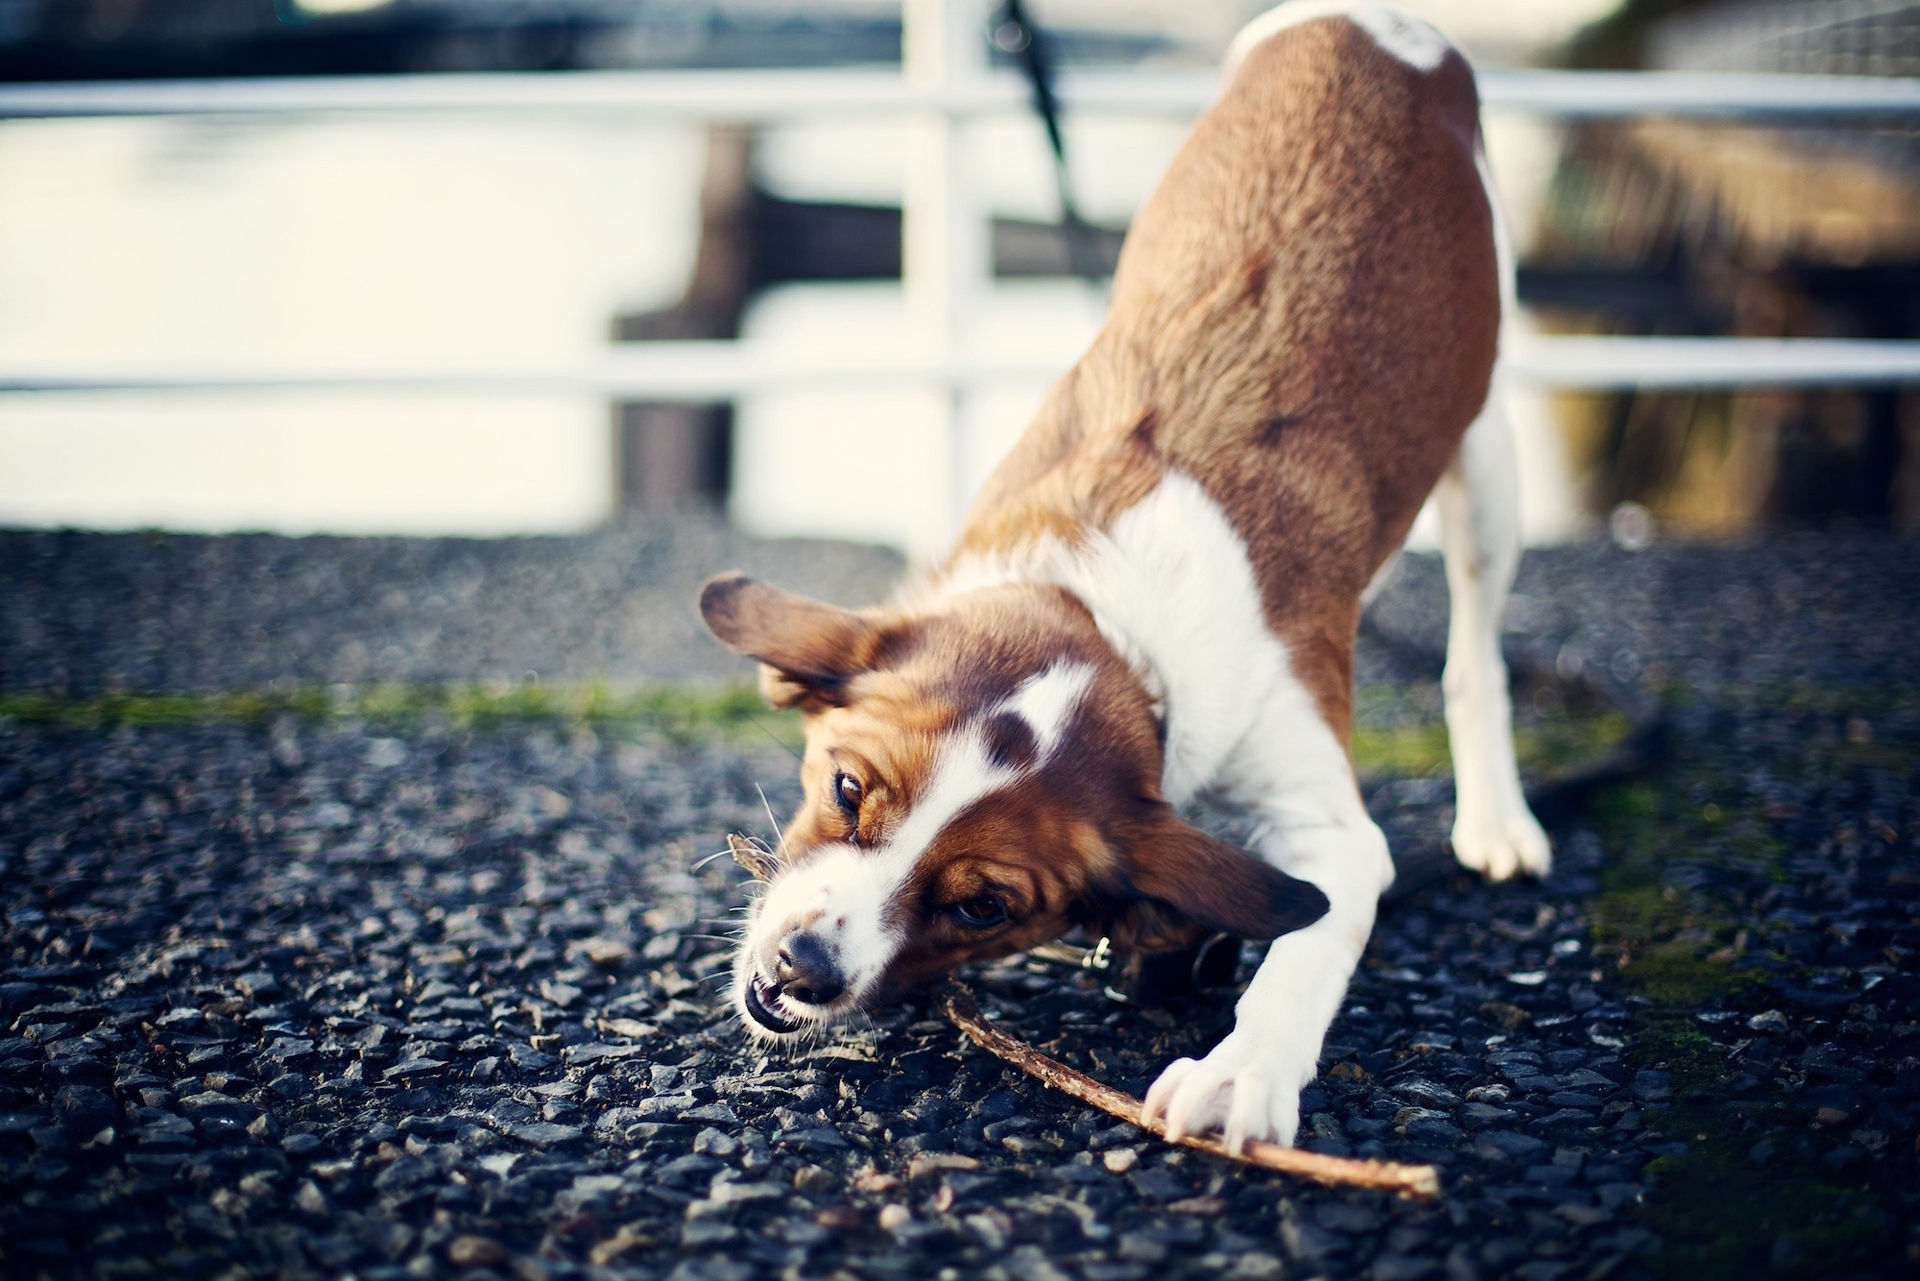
[
  {"x1": 1001, "y1": 660, "x2": 1096, "y2": 758},
  {"x1": 743, "y1": 658, "x2": 1098, "y2": 1004},
  {"x1": 1224, "y1": 3, "x2": 1454, "y2": 83}
]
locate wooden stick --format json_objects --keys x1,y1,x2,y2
[{"x1": 942, "y1": 983, "x2": 1441, "y2": 1201}]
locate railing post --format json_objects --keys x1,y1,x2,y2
[{"x1": 902, "y1": 0, "x2": 989, "y2": 554}]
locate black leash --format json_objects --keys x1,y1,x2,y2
[{"x1": 990, "y1": 0, "x2": 1105, "y2": 287}]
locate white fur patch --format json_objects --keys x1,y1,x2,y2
[
  {"x1": 930, "y1": 472, "x2": 1372, "y2": 819},
  {"x1": 1477, "y1": 142, "x2": 1516, "y2": 318},
  {"x1": 1224, "y1": 2, "x2": 1454, "y2": 83},
  {"x1": 1002, "y1": 660, "x2": 1095, "y2": 758}
]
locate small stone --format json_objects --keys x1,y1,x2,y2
[
  {"x1": 1460, "y1": 1103, "x2": 1519, "y2": 1128},
  {"x1": 877, "y1": 1204, "x2": 911, "y2": 1231},
  {"x1": 578, "y1": 937, "x2": 633, "y2": 966},
  {"x1": 597, "y1": 1018, "x2": 654, "y2": 1040},
  {"x1": 1168, "y1": 1196, "x2": 1227, "y2": 1216},
  {"x1": 267, "y1": 1073, "x2": 312, "y2": 1100},
  {"x1": 1102, "y1": 1148, "x2": 1139, "y2": 1174},
  {"x1": 589, "y1": 1225, "x2": 654, "y2": 1266},
  {"x1": 507, "y1": 1122, "x2": 584, "y2": 1148},
  {"x1": 778, "y1": 1126, "x2": 849, "y2": 1152},
  {"x1": 1392, "y1": 1079, "x2": 1461, "y2": 1108},
  {"x1": 1548, "y1": 1092, "x2": 1604, "y2": 1109},
  {"x1": 1317, "y1": 1203, "x2": 1381, "y2": 1234},
  {"x1": 816, "y1": 1206, "x2": 863, "y2": 1231},
  {"x1": 540, "y1": 981, "x2": 582, "y2": 1008},
  {"x1": 1279, "y1": 1216, "x2": 1342, "y2": 1262},
  {"x1": 446, "y1": 1236, "x2": 506, "y2": 1268},
  {"x1": 793, "y1": 1165, "x2": 836, "y2": 1194},
  {"x1": 704, "y1": 1180, "x2": 783, "y2": 1207},
  {"x1": 1480, "y1": 1003, "x2": 1532, "y2": 1031},
  {"x1": 1747, "y1": 1010, "x2": 1789, "y2": 1034},
  {"x1": 1127, "y1": 1168, "x2": 1186, "y2": 1201},
  {"x1": 235, "y1": 972, "x2": 283, "y2": 1002},
  {"x1": 854, "y1": 1167, "x2": 900, "y2": 1194},
  {"x1": 1472, "y1": 1129, "x2": 1551, "y2": 1162},
  {"x1": 1597, "y1": 1182, "x2": 1645, "y2": 1209},
  {"x1": 1629, "y1": 1070, "x2": 1671, "y2": 1103},
  {"x1": 907, "y1": 1153, "x2": 979, "y2": 1182},
  {"x1": 691, "y1": 1127, "x2": 739, "y2": 1158},
  {"x1": 294, "y1": 1180, "x2": 329, "y2": 1217},
  {"x1": 1559, "y1": 1203, "x2": 1614, "y2": 1227},
  {"x1": 1368, "y1": 1253, "x2": 1434, "y2": 1281}
]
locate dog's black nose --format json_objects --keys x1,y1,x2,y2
[{"x1": 774, "y1": 931, "x2": 845, "y2": 1006}]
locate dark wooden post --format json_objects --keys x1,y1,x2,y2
[{"x1": 611, "y1": 126, "x2": 758, "y2": 513}]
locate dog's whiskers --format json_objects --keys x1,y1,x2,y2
[
  {"x1": 753, "y1": 784, "x2": 788, "y2": 861},
  {"x1": 691, "y1": 846, "x2": 735, "y2": 871}
]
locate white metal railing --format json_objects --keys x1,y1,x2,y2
[
  {"x1": 5, "y1": 65, "x2": 1920, "y2": 120},
  {"x1": 8, "y1": 337, "x2": 1920, "y2": 397},
  {"x1": 4, "y1": 1, "x2": 1919, "y2": 522}
]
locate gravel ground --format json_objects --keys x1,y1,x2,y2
[
  {"x1": 1, "y1": 525, "x2": 1916, "y2": 1279},
  {"x1": 0, "y1": 520, "x2": 902, "y2": 693}
]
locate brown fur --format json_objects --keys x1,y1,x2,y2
[{"x1": 949, "y1": 20, "x2": 1496, "y2": 733}]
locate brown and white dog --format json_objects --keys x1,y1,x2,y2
[{"x1": 698, "y1": 2, "x2": 1550, "y2": 1152}]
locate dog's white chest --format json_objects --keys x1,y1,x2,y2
[{"x1": 1048, "y1": 472, "x2": 1305, "y2": 807}]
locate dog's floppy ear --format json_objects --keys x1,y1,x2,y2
[
  {"x1": 699, "y1": 573, "x2": 877, "y2": 711},
  {"x1": 1104, "y1": 809, "x2": 1328, "y2": 951}
]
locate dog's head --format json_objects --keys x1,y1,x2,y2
[{"x1": 698, "y1": 572, "x2": 1329, "y2": 1039}]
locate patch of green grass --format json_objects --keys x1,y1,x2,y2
[
  {"x1": 1635, "y1": 1101, "x2": 1891, "y2": 1279},
  {"x1": 0, "y1": 681, "x2": 798, "y2": 747},
  {"x1": 1672, "y1": 680, "x2": 1920, "y2": 718},
  {"x1": 0, "y1": 688, "x2": 332, "y2": 729},
  {"x1": 1585, "y1": 771, "x2": 1896, "y2": 1277},
  {"x1": 1350, "y1": 709, "x2": 1634, "y2": 780},
  {"x1": 1823, "y1": 739, "x2": 1920, "y2": 775},
  {"x1": 1351, "y1": 721, "x2": 1456, "y2": 776},
  {"x1": 1585, "y1": 781, "x2": 1763, "y2": 1006}
]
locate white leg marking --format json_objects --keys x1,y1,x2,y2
[
  {"x1": 1436, "y1": 397, "x2": 1551, "y2": 881},
  {"x1": 1145, "y1": 795, "x2": 1392, "y2": 1153}
]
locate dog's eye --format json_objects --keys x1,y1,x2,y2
[
  {"x1": 832, "y1": 772, "x2": 864, "y2": 817},
  {"x1": 952, "y1": 893, "x2": 1008, "y2": 930}
]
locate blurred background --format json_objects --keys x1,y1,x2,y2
[{"x1": 1, "y1": 0, "x2": 1916, "y2": 557}]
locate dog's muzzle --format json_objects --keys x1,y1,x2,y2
[{"x1": 740, "y1": 929, "x2": 847, "y2": 1035}]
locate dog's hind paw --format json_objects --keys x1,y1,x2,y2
[
  {"x1": 1141, "y1": 1033, "x2": 1307, "y2": 1153},
  {"x1": 1451, "y1": 807, "x2": 1552, "y2": 881}
]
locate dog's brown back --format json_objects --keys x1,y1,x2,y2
[{"x1": 949, "y1": 14, "x2": 1500, "y2": 726}]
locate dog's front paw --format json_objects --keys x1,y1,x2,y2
[
  {"x1": 1140, "y1": 1032, "x2": 1312, "y2": 1154},
  {"x1": 1452, "y1": 806, "x2": 1551, "y2": 881}
]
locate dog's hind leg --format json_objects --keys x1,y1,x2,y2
[{"x1": 1435, "y1": 393, "x2": 1551, "y2": 880}]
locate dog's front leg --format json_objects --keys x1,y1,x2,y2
[{"x1": 1142, "y1": 811, "x2": 1390, "y2": 1152}]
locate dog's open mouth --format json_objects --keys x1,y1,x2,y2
[{"x1": 742, "y1": 974, "x2": 803, "y2": 1035}]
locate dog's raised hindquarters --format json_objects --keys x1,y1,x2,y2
[{"x1": 698, "y1": 2, "x2": 1550, "y2": 1152}]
